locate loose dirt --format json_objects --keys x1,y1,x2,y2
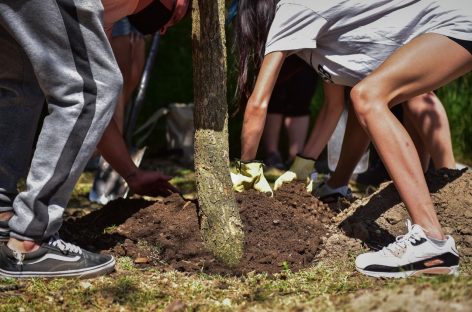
[
  {"x1": 322, "y1": 168, "x2": 472, "y2": 264},
  {"x1": 63, "y1": 183, "x2": 334, "y2": 274},
  {"x1": 63, "y1": 168, "x2": 472, "y2": 275}
]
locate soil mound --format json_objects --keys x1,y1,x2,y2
[
  {"x1": 323, "y1": 168, "x2": 472, "y2": 263},
  {"x1": 63, "y1": 183, "x2": 333, "y2": 274},
  {"x1": 63, "y1": 168, "x2": 472, "y2": 274}
]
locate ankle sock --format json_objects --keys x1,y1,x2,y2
[{"x1": 428, "y1": 236, "x2": 447, "y2": 247}]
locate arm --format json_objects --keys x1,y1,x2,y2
[
  {"x1": 97, "y1": 119, "x2": 137, "y2": 179},
  {"x1": 273, "y1": 82, "x2": 345, "y2": 190},
  {"x1": 301, "y1": 82, "x2": 345, "y2": 159},
  {"x1": 240, "y1": 51, "x2": 287, "y2": 161},
  {"x1": 97, "y1": 119, "x2": 178, "y2": 196}
]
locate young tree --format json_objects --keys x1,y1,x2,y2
[{"x1": 191, "y1": 0, "x2": 244, "y2": 266}]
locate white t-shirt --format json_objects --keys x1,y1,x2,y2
[{"x1": 265, "y1": 0, "x2": 472, "y2": 86}]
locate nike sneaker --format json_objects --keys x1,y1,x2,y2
[
  {"x1": 0, "y1": 234, "x2": 115, "y2": 278},
  {"x1": 355, "y1": 220, "x2": 459, "y2": 278}
]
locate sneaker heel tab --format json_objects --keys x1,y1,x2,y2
[{"x1": 446, "y1": 236, "x2": 460, "y2": 255}]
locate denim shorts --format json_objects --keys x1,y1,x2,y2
[{"x1": 111, "y1": 17, "x2": 141, "y2": 38}]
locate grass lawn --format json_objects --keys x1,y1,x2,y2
[
  {"x1": 1, "y1": 258, "x2": 470, "y2": 311},
  {"x1": 1, "y1": 166, "x2": 471, "y2": 311}
]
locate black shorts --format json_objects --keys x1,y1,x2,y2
[
  {"x1": 268, "y1": 55, "x2": 318, "y2": 117},
  {"x1": 128, "y1": 1, "x2": 172, "y2": 35},
  {"x1": 447, "y1": 36, "x2": 472, "y2": 55}
]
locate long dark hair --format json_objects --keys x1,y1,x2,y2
[{"x1": 235, "y1": 0, "x2": 277, "y2": 107}]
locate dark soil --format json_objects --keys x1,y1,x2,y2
[
  {"x1": 63, "y1": 182, "x2": 333, "y2": 275},
  {"x1": 63, "y1": 168, "x2": 472, "y2": 275}
]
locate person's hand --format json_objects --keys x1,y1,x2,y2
[
  {"x1": 126, "y1": 169, "x2": 179, "y2": 197},
  {"x1": 274, "y1": 155, "x2": 316, "y2": 191},
  {"x1": 230, "y1": 161, "x2": 273, "y2": 196}
]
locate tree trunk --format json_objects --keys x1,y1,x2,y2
[{"x1": 191, "y1": 0, "x2": 244, "y2": 266}]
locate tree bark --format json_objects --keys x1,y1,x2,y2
[{"x1": 191, "y1": 0, "x2": 244, "y2": 266}]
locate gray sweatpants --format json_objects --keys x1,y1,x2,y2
[{"x1": 0, "y1": 0, "x2": 122, "y2": 241}]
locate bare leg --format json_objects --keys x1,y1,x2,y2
[
  {"x1": 110, "y1": 34, "x2": 145, "y2": 133},
  {"x1": 327, "y1": 103, "x2": 370, "y2": 188},
  {"x1": 329, "y1": 91, "x2": 454, "y2": 186},
  {"x1": 301, "y1": 82, "x2": 345, "y2": 159},
  {"x1": 129, "y1": 33, "x2": 146, "y2": 98},
  {"x1": 403, "y1": 92, "x2": 455, "y2": 169},
  {"x1": 262, "y1": 113, "x2": 283, "y2": 157},
  {"x1": 284, "y1": 115, "x2": 309, "y2": 163},
  {"x1": 350, "y1": 33, "x2": 472, "y2": 239},
  {"x1": 403, "y1": 109, "x2": 430, "y2": 172}
]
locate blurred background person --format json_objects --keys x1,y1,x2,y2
[{"x1": 262, "y1": 55, "x2": 318, "y2": 170}]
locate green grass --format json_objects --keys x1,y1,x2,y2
[
  {"x1": 1, "y1": 260, "x2": 470, "y2": 311},
  {"x1": 437, "y1": 74, "x2": 472, "y2": 165}
]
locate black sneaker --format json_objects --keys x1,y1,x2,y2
[
  {"x1": 312, "y1": 181, "x2": 352, "y2": 203},
  {"x1": 354, "y1": 161, "x2": 390, "y2": 186},
  {"x1": 264, "y1": 153, "x2": 286, "y2": 170},
  {"x1": 0, "y1": 235, "x2": 115, "y2": 278},
  {"x1": 0, "y1": 220, "x2": 9, "y2": 242}
]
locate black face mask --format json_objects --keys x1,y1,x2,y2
[{"x1": 128, "y1": 1, "x2": 172, "y2": 35}]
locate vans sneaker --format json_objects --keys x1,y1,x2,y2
[
  {"x1": 355, "y1": 220, "x2": 459, "y2": 278},
  {"x1": 313, "y1": 181, "x2": 352, "y2": 203},
  {"x1": 0, "y1": 220, "x2": 9, "y2": 242},
  {"x1": 0, "y1": 234, "x2": 115, "y2": 278}
]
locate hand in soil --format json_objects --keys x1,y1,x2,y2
[
  {"x1": 274, "y1": 155, "x2": 316, "y2": 191},
  {"x1": 126, "y1": 169, "x2": 179, "y2": 197},
  {"x1": 231, "y1": 161, "x2": 273, "y2": 196}
]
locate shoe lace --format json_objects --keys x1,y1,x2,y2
[
  {"x1": 383, "y1": 220, "x2": 423, "y2": 257},
  {"x1": 48, "y1": 234, "x2": 82, "y2": 255}
]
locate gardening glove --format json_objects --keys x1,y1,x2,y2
[
  {"x1": 230, "y1": 160, "x2": 273, "y2": 196},
  {"x1": 274, "y1": 155, "x2": 316, "y2": 192}
]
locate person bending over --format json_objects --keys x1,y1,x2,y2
[
  {"x1": 262, "y1": 55, "x2": 318, "y2": 170},
  {"x1": 0, "y1": 0, "x2": 187, "y2": 278},
  {"x1": 232, "y1": 0, "x2": 471, "y2": 278},
  {"x1": 313, "y1": 91, "x2": 456, "y2": 203}
]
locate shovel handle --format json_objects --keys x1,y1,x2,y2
[{"x1": 125, "y1": 32, "x2": 161, "y2": 146}]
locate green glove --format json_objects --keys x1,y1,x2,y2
[
  {"x1": 231, "y1": 161, "x2": 273, "y2": 196},
  {"x1": 273, "y1": 155, "x2": 316, "y2": 191}
]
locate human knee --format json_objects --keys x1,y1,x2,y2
[
  {"x1": 350, "y1": 82, "x2": 387, "y2": 127},
  {"x1": 405, "y1": 92, "x2": 445, "y2": 123}
]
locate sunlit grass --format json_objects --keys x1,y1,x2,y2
[{"x1": 1, "y1": 260, "x2": 469, "y2": 311}]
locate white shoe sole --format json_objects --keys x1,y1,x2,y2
[
  {"x1": 356, "y1": 265, "x2": 459, "y2": 278},
  {"x1": 0, "y1": 257, "x2": 116, "y2": 279}
]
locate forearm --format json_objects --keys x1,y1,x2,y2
[
  {"x1": 303, "y1": 104, "x2": 343, "y2": 159},
  {"x1": 241, "y1": 99, "x2": 269, "y2": 161},
  {"x1": 97, "y1": 119, "x2": 138, "y2": 180},
  {"x1": 239, "y1": 51, "x2": 287, "y2": 161},
  {"x1": 302, "y1": 83, "x2": 345, "y2": 159}
]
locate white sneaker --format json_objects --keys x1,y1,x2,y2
[
  {"x1": 312, "y1": 181, "x2": 352, "y2": 203},
  {"x1": 355, "y1": 220, "x2": 459, "y2": 278}
]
